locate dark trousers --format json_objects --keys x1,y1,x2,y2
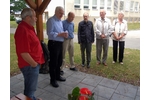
[
  {"x1": 80, "y1": 43, "x2": 92, "y2": 65},
  {"x1": 48, "y1": 40, "x2": 63, "y2": 82},
  {"x1": 113, "y1": 40, "x2": 125, "y2": 62}
]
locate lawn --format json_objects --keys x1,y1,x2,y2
[
  {"x1": 10, "y1": 34, "x2": 140, "y2": 86},
  {"x1": 10, "y1": 21, "x2": 140, "y2": 32}
]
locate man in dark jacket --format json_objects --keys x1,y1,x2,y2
[{"x1": 78, "y1": 12, "x2": 94, "y2": 68}]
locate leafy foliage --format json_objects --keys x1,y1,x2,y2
[{"x1": 10, "y1": 0, "x2": 28, "y2": 15}]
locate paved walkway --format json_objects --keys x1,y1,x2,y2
[
  {"x1": 10, "y1": 68, "x2": 140, "y2": 100},
  {"x1": 10, "y1": 28, "x2": 140, "y2": 100}
]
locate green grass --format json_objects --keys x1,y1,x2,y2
[
  {"x1": 10, "y1": 34, "x2": 140, "y2": 86},
  {"x1": 10, "y1": 21, "x2": 140, "y2": 32}
]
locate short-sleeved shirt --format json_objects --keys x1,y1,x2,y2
[{"x1": 14, "y1": 21, "x2": 45, "y2": 68}]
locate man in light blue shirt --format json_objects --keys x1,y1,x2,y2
[
  {"x1": 46, "y1": 6, "x2": 68, "y2": 88},
  {"x1": 60, "y1": 12, "x2": 78, "y2": 72}
]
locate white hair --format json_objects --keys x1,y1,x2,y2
[
  {"x1": 118, "y1": 11, "x2": 124, "y2": 16},
  {"x1": 21, "y1": 8, "x2": 34, "y2": 19}
]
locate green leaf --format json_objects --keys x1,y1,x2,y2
[{"x1": 72, "y1": 87, "x2": 80, "y2": 96}]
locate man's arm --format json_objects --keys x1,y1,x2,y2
[
  {"x1": 78, "y1": 22, "x2": 81, "y2": 44},
  {"x1": 21, "y1": 53, "x2": 38, "y2": 67},
  {"x1": 94, "y1": 19, "x2": 102, "y2": 36},
  {"x1": 91, "y1": 22, "x2": 95, "y2": 43}
]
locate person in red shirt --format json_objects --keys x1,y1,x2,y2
[{"x1": 14, "y1": 8, "x2": 44, "y2": 100}]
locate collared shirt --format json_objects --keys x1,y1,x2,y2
[
  {"x1": 111, "y1": 19, "x2": 128, "y2": 41},
  {"x1": 14, "y1": 21, "x2": 45, "y2": 68},
  {"x1": 94, "y1": 17, "x2": 112, "y2": 39},
  {"x1": 46, "y1": 15, "x2": 64, "y2": 42},
  {"x1": 62, "y1": 19, "x2": 74, "y2": 39}
]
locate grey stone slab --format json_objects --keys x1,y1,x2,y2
[
  {"x1": 110, "y1": 93, "x2": 134, "y2": 100},
  {"x1": 135, "y1": 95, "x2": 140, "y2": 100},
  {"x1": 115, "y1": 82, "x2": 138, "y2": 98},
  {"x1": 37, "y1": 92, "x2": 61, "y2": 100},
  {"x1": 38, "y1": 74, "x2": 49, "y2": 79},
  {"x1": 58, "y1": 98, "x2": 67, "y2": 100},
  {"x1": 43, "y1": 82, "x2": 72, "y2": 98},
  {"x1": 37, "y1": 78, "x2": 50, "y2": 89},
  {"x1": 10, "y1": 81, "x2": 24, "y2": 94},
  {"x1": 38, "y1": 74, "x2": 48, "y2": 82},
  {"x1": 137, "y1": 87, "x2": 140, "y2": 96},
  {"x1": 60, "y1": 75, "x2": 82, "y2": 87},
  {"x1": 35, "y1": 88, "x2": 47, "y2": 97},
  {"x1": 16, "y1": 73, "x2": 24, "y2": 81},
  {"x1": 81, "y1": 74, "x2": 103, "y2": 87},
  {"x1": 10, "y1": 76, "x2": 22, "y2": 87},
  {"x1": 10, "y1": 91, "x2": 16, "y2": 98},
  {"x1": 76, "y1": 83, "x2": 95, "y2": 92},
  {"x1": 70, "y1": 71, "x2": 88, "y2": 80},
  {"x1": 94, "y1": 95, "x2": 108, "y2": 100},
  {"x1": 62, "y1": 68, "x2": 75, "y2": 78},
  {"x1": 93, "y1": 85, "x2": 115, "y2": 99},
  {"x1": 99, "y1": 78, "x2": 120, "y2": 89}
]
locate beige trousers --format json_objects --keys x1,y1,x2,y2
[{"x1": 61, "y1": 38, "x2": 75, "y2": 70}]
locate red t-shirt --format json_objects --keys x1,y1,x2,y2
[{"x1": 14, "y1": 21, "x2": 45, "y2": 68}]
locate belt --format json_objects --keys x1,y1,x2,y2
[{"x1": 49, "y1": 40, "x2": 63, "y2": 43}]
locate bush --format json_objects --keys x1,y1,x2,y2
[{"x1": 10, "y1": 15, "x2": 15, "y2": 21}]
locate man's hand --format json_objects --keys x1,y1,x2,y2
[
  {"x1": 31, "y1": 62, "x2": 38, "y2": 67},
  {"x1": 100, "y1": 34, "x2": 105, "y2": 38},
  {"x1": 58, "y1": 32, "x2": 68, "y2": 38}
]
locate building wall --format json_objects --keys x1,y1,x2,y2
[{"x1": 43, "y1": 0, "x2": 140, "y2": 24}]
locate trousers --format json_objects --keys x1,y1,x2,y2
[
  {"x1": 48, "y1": 40, "x2": 63, "y2": 82},
  {"x1": 96, "y1": 38, "x2": 109, "y2": 63},
  {"x1": 61, "y1": 38, "x2": 75, "y2": 70},
  {"x1": 20, "y1": 64, "x2": 40, "y2": 100}
]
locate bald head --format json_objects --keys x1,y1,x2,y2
[
  {"x1": 83, "y1": 12, "x2": 89, "y2": 22},
  {"x1": 100, "y1": 9, "x2": 106, "y2": 20},
  {"x1": 67, "y1": 12, "x2": 75, "y2": 22},
  {"x1": 55, "y1": 6, "x2": 64, "y2": 20}
]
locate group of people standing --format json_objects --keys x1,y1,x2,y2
[{"x1": 14, "y1": 6, "x2": 128, "y2": 100}]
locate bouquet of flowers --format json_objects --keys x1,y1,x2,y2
[{"x1": 68, "y1": 87, "x2": 95, "y2": 100}]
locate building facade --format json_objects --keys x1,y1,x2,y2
[{"x1": 43, "y1": 0, "x2": 140, "y2": 24}]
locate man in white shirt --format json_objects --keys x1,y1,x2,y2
[{"x1": 94, "y1": 9, "x2": 112, "y2": 66}]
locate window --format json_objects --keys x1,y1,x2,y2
[
  {"x1": 130, "y1": 1, "x2": 134, "y2": 12},
  {"x1": 125, "y1": 0, "x2": 130, "y2": 11},
  {"x1": 84, "y1": 0, "x2": 89, "y2": 9},
  {"x1": 74, "y1": 0, "x2": 81, "y2": 9},
  {"x1": 92, "y1": 0, "x2": 97, "y2": 9},
  {"x1": 120, "y1": 0, "x2": 124, "y2": 11},
  {"x1": 100, "y1": 0, "x2": 105, "y2": 9},
  {"x1": 114, "y1": 0, "x2": 118, "y2": 14},
  {"x1": 107, "y1": 0, "x2": 111, "y2": 10},
  {"x1": 134, "y1": 2, "x2": 139, "y2": 12}
]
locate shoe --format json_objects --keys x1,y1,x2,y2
[
  {"x1": 103, "y1": 63, "x2": 107, "y2": 66},
  {"x1": 70, "y1": 67, "x2": 78, "y2": 71},
  {"x1": 56, "y1": 76, "x2": 66, "y2": 81},
  {"x1": 81, "y1": 64, "x2": 85, "y2": 67},
  {"x1": 50, "y1": 81, "x2": 59, "y2": 88},
  {"x1": 120, "y1": 62, "x2": 123, "y2": 64},
  {"x1": 87, "y1": 65, "x2": 90, "y2": 68},
  {"x1": 97, "y1": 62, "x2": 101, "y2": 65},
  {"x1": 112, "y1": 61, "x2": 116, "y2": 64},
  {"x1": 60, "y1": 70, "x2": 64, "y2": 75}
]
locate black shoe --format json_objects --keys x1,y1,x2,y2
[
  {"x1": 81, "y1": 64, "x2": 85, "y2": 67},
  {"x1": 50, "y1": 81, "x2": 59, "y2": 88},
  {"x1": 56, "y1": 76, "x2": 66, "y2": 81},
  {"x1": 87, "y1": 64, "x2": 90, "y2": 68},
  {"x1": 60, "y1": 70, "x2": 64, "y2": 75},
  {"x1": 70, "y1": 67, "x2": 78, "y2": 71}
]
